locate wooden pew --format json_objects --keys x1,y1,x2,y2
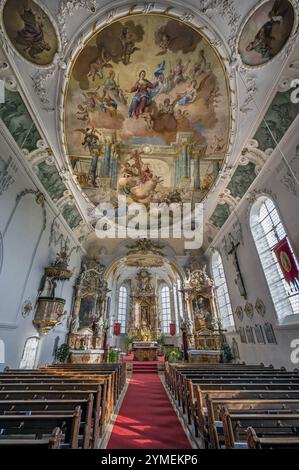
[
  {"x1": 193, "y1": 387, "x2": 299, "y2": 441},
  {"x1": 0, "y1": 373, "x2": 114, "y2": 416},
  {"x1": 0, "y1": 427, "x2": 63, "y2": 449},
  {"x1": 0, "y1": 396, "x2": 93, "y2": 449},
  {"x1": 180, "y1": 376, "x2": 299, "y2": 420},
  {"x1": 206, "y1": 397, "x2": 299, "y2": 449},
  {"x1": 220, "y1": 408, "x2": 299, "y2": 449},
  {"x1": 0, "y1": 385, "x2": 105, "y2": 448},
  {"x1": 0, "y1": 364, "x2": 126, "y2": 449},
  {"x1": 0, "y1": 407, "x2": 81, "y2": 449},
  {"x1": 247, "y1": 426, "x2": 299, "y2": 449},
  {"x1": 166, "y1": 364, "x2": 299, "y2": 450}
]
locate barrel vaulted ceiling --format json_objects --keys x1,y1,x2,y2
[{"x1": 0, "y1": 0, "x2": 298, "y2": 254}]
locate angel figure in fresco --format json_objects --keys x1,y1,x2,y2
[
  {"x1": 176, "y1": 80, "x2": 199, "y2": 106},
  {"x1": 76, "y1": 104, "x2": 89, "y2": 121},
  {"x1": 155, "y1": 31, "x2": 174, "y2": 55},
  {"x1": 16, "y1": 5, "x2": 51, "y2": 58},
  {"x1": 98, "y1": 89, "x2": 118, "y2": 117},
  {"x1": 120, "y1": 26, "x2": 141, "y2": 65},
  {"x1": 173, "y1": 58, "x2": 191, "y2": 86},
  {"x1": 76, "y1": 128, "x2": 102, "y2": 187},
  {"x1": 88, "y1": 49, "x2": 113, "y2": 81},
  {"x1": 128, "y1": 70, "x2": 159, "y2": 118},
  {"x1": 77, "y1": 127, "x2": 102, "y2": 152},
  {"x1": 177, "y1": 74, "x2": 211, "y2": 107},
  {"x1": 213, "y1": 135, "x2": 226, "y2": 153},
  {"x1": 103, "y1": 70, "x2": 127, "y2": 105},
  {"x1": 206, "y1": 85, "x2": 221, "y2": 108},
  {"x1": 191, "y1": 49, "x2": 211, "y2": 78}
]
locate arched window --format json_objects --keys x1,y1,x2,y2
[
  {"x1": 173, "y1": 285, "x2": 180, "y2": 328},
  {"x1": 250, "y1": 197, "x2": 299, "y2": 323},
  {"x1": 160, "y1": 285, "x2": 172, "y2": 334},
  {"x1": 177, "y1": 279, "x2": 184, "y2": 319},
  {"x1": 0, "y1": 338, "x2": 5, "y2": 365},
  {"x1": 118, "y1": 286, "x2": 128, "y2": 333},
  {"x1": 20, "y1": 337, "x2": 40, "y2": 369},
  {"x1": 211, "y1": 252, "x2": 235, "y2": 328}
]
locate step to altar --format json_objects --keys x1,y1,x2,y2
[{"x1": 133, "y1": 362, "x2": 158, "y2": 374}]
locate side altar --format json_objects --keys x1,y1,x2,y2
[
  {"x1": 67, "y1": 259, "x2": 109, "y2": 364},
  {"x1": 184, "y1": 267, "x2": 222, "y2": 364},
  {"x1": 132, "y1": 341, "x2": 158, "y2": 361}
]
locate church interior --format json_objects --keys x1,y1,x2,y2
[{"x1": 0, "y1": 0, "x2": 299, "y2": 451}]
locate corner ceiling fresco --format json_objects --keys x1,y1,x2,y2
[
  {"x1": 2, "y1": 0, "x2": 59, "y2": 66},
  {"x1": 64, "y1": 14, "x2": 231, "y2": 207},
  {"x1": 238, "y1": 0, "x2": 294, "y2": 67}
]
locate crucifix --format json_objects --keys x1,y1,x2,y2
[{"x1": 228, "y1": 237, "x2": 247, "y2": 299}]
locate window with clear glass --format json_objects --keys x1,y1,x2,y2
[
  {"x1": 160, "y1": 285, "x2": 172, "y2": 333},
  {"x1": 211, "y1": 252, "x2": 235, "y2": 328},
  {"x1": 118, "y1": 286, "x2": 128, "y2": 333},
  {"x1": 20, "y1": 337, "x2": 40, "y2": 369},
  {"x1": 250, "y1": 197, "x2": 299, "y2": 323}
]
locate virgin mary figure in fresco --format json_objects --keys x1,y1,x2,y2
[{"x1": 128, "y1": 70, "x2": 159, "y2": 118}]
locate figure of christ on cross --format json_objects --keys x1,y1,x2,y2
[{"x1": 228, "y1": 237, "x2": 247, "y2": 299}]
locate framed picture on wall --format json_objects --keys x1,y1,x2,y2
[
  {"x1": 238, "y1": 327, "x2": 247, "y2": 344},
  {"x1": 245, "y1": 326, "x2": 255, "y2": 344},
  {"x1": 264, "y1": 322, "x2": 277, "y2": 344},
  {"x1": 254, "y1": 324, "x2": 266, "y2": 344}
]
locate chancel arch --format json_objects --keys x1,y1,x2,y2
[{"x1": 250, "y1": 196, "x2": 299, "y2": 324}]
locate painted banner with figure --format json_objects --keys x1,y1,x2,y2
[
  {"x1": 114, "y1": 322, "x2": 121, "y2": 336},
  {"x1": 273, "y1": 237, "x2": 299, "y2": 289}
]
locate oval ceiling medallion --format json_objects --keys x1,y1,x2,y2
[
  {"x1": 64, "y1": 14, "x2": 231, "y2": 208},
  {"x1": 2, "y1": 0, "x2": 59, "y2": 66},
  {"x1": 238, "y1": 0, "x2": 295, "y2": 67}
]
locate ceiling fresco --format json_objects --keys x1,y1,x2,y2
[
  {"x1": 238, "y1": 0, "x2": 295, "y2": 67},
  {"x1": 64, "y1": 14, "x2": 231, "y2": 207},
  {"x1": 0, "y1": 89, "x2": 41, "y2": 153},
  {"x1": 1, "y1": 1, "x2": 298, "y2": 252},
  {"x1": 2, "y1": 0, "x2": 59, "y2": 66}
]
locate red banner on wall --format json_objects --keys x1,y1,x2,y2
[
  {"x1": 170, "y1": 323, "x2": 176, "y2": 336},
  {"x1": 273, "y1": 237, "x2": 299, "y2": 287},
  {"x1": 114, "y1": 322, "x2": 121, "y2": 336}
]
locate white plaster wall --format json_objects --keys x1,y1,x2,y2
[
  {"x1": 0, "y1": 128, "x2": 82, "y2": 370},
  {"x1": 209, "y1": 120, "x2": 299, "y2": 370}
]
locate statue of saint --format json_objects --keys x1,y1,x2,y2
[{"x1": 70, "y1": 315, "x2": 80, "y2": 334}]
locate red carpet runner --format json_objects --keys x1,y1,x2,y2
[{"x1": 107, "y1": 362, "x2": 192, "y2": 449}]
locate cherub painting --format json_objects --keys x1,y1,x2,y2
[{"x1": 3, "y1": 0, "x2": 58, "y2": 66}]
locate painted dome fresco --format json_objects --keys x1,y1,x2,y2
[{"x1": 64, "y1": 14, "x2": 231, "y2": 207}]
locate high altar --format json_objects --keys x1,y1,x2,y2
[
  {"x1": 184, "y1": 267, "x2": 222, "y2": 364},
  {"x1": 127, "y1": 268, "x2": 160, "y2": 361}
]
